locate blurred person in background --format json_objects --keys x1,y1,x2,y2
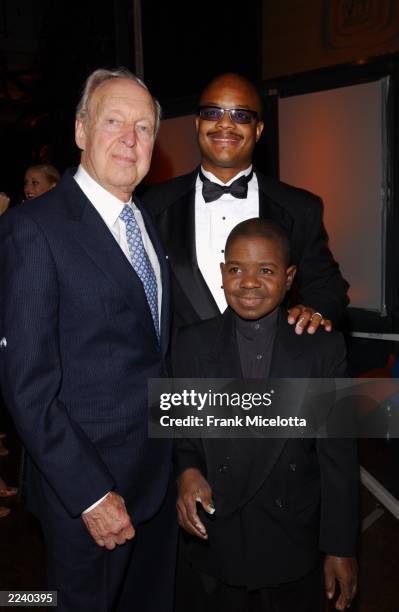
[
  {"x1": 23, "y1": 164, "x2": 60, "y2": 200},
  {"x1": 0, "y1": 192, "x2": 10, "y2": 214}
]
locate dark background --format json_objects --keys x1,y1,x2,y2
[
  {"x1": 0, "y1": 0, "x2": 262, "y2": 201},
  {"x1": 1, "y1": 6, "x2": 399, "y2": 609},
  {"x1": 1, "y1": 0, "x2": 399, "y2": 328}
]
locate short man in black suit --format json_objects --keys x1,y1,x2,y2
[
  {"x1": 173, "y1": 219, "x2": 358, "y2": 612},
  {"x1": 143, "y1": 73, "x2": 348, "y2": 333}
]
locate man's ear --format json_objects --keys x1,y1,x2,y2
[
  {"x1": 75, "y1": 119, "x2": 87, "y2": 151},
  {"x1": 286, "y1": 265, "x2": 296, "y2": 290},
  {"x1": 255, "y1": 121, "x2": 264, "y2": 142},
  {"x1": 195, "y1": 116, "x2": 200, "y2": 134}
]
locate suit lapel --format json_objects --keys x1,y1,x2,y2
[
  {"x1": 200, "y1": 309, "x2": 242, "y2": 377},
  {"x1": 62, "y1": 173, "x2": 162, "y2": 346},
  {"x1": 256, "y1": 171, "x2": 294, "y2": 236},
  {"x1": 269, "y1": 312, "x2": 305, "y2": 377},
  {"x1": 160, "y1": 170, "x2": 220, "y2": 322},
  {"x1": 135, "y1": 197, "x2": 170, "y2": 354}
]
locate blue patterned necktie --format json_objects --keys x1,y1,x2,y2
[{"x1": 119, "y1": 204, "x2": 159, "y2": 340}]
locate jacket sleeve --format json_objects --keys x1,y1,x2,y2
[
  {"x1": 317, "y1": 333, "x2": 359, "y2": 556},
  {"x1": 171, "y1": 327, "x2": 207, "y2": 477},
  {"x1": 294, "y1": 196, "x2": 349, "y2": 326},
  {"x1": 0, "y1": 211, "x2": 114, "y2": 517}
]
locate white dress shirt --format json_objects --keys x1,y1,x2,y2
[
  {"x1": 74, "y1": 165, "x2": 162, "y2": 324},
  {"x1": 195, "y1": 165, "x2": 259, "y2": 312},
  {"x1": 73, "y1": 165, "x2": 162, "y2": 514}
]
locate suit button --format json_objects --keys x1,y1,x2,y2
[
  {"x1": 289, "y1": 463, "x2": 296, "y2": 471},
  {"x1": 217, "y1": 464, "x2": 228, "y2": 474},
  {"x1": 274, "y1": 498, "x2": 284, "y2": 508}
]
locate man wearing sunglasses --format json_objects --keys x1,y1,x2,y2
[{"x1": 143, "y1": 73, "x2": 348, "y2": 334}]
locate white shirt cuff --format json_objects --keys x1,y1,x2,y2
[{"x1": 82, "y1": 492, "x2": 111, "y2": 514}]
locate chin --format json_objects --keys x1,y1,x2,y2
[
  {"x1": 110, "y1": 175, "x2": 137, "y2": 192},
  {"x1": 235, "y1": 309, "x2": 264, "y2": 320},
  {"x1": 210, "y1": 155, "x2": 239, "y2": 167},
  {"x1": 232, "y1": 302, "x2": 277, "y2": 320}
]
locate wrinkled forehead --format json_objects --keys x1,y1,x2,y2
[{"x1": 88, "y1": 78, "x2": 155, "y2": 119}]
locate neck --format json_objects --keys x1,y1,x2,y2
[
  {"x1": 79, "y1": 160, "x2": 133, "y2": 202},
  {"x1": 201, "y1": 163, "x2": 250, "y2": 184}
]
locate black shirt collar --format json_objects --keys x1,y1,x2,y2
[{"x1": 234, "y1": 308, "x2": 279, "y2": 340}]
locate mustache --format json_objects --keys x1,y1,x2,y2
[{"x1": 207, "y1": 130, "x2": 243, "y2": 139}]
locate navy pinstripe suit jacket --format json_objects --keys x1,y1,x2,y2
[{"x1": 0, "y1": 169, "x2": 172, "y2": 521}]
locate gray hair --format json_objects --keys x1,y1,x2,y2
[{"x1": 76, "y1": 67, "x2": 162, "y2": 136}]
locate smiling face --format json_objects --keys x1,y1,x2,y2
[
  {"x1": 75, "y1": 77, "x2": 156, "y2": 201},
  {"x1": 196, "y1": 74, "x2": 264, "y2": 182},
  {"x1": 221, "y1": 235, "x2": 296, "y2": 320},
  {"x1": 24, "y1": 169, "x2": 56, "y2": 199}
]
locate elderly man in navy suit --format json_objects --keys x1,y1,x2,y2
[{"x1": 0, "y1": 68, "x2": 175, "y2": 611}]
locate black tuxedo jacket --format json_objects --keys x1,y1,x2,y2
[
  {"x1": 143, "y1": 168, "x2": 349, "y2": 330},
  {"x1": 172, "y1": 309, "x2": 358, "y2": 587},
  {"x1": 0, "y1": 169, "x2": 172, "y2": 522}
]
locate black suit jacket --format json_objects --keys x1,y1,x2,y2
[
  {"x1": 172, "y1": 309, "x2": 358, "y2": 587},
  {"x1": 0, "y1": 169, "x2": 172, "y2": 523},
  {"x1": 143, "y1": 168, "x2": 349, "y2": 330}
]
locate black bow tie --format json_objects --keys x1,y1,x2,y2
[{"x1": 199, "y1": 170, "x2": 253, "y2": 203}]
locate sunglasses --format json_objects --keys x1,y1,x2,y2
[{"x1": 198, "y1": 105, "x2": 258, "y2": 124}]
